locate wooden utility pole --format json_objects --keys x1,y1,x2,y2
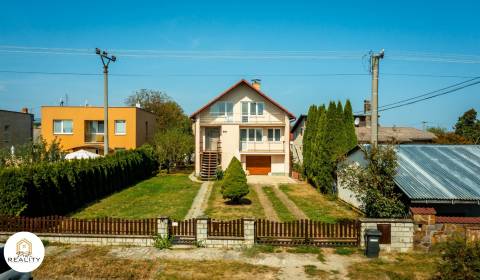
[
  {"x1": 370, "y1": 49, "x2": 384, "y2": 147},
  {"x1": 95, "y1": 48, "x2": 116, "y2": 156}
]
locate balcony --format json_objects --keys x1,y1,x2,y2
[
  {"x1": 239, "y1": 141, "x2": 285, "y2": 153},
  {"x1": 200, "y1": 113, "x2": 285, "y2": 125},
  {"x1": 200, "y1": 140, "x2": 222, "y2": 153},
  {"x1": 85, "y1": 133, "x2": 104, "y2": 143}
]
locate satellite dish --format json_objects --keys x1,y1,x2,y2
[{"x1": 354, "y1": 117, "x2": 360, "y2": 126}]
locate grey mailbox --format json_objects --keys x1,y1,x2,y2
[{"x1": 364, "y1": 229, "x2": 382, "y2": 258}]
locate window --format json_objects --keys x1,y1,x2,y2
[
  {"x1": 242, "y1": 128, "x2": 263, "y2": 142},
  {"x1": 53, "y1": 120, "x2": 73, "y2": 134},
  {"x1": 242, "y1": 102, "x2": 264, "y2": 116},
  {"x1": 268, "y1": 128, "x2": 281, "y2": 141},
  {"x1": 87, "y1": 121, "x2": 104, "y2": 134},
  {"x1": 115, "y1": 120, "x2": 126, "y2": 135},
  {"x1": 210, "y1": 101, "x2": 233, "y2": 116}
]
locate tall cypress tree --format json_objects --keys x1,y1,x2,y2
[
  {"x1": 343, "y1": 99, "x2": 357, "y2": 152},
  {"x1": 335, "y1": 101, "x2": 344, "y2": 157}
]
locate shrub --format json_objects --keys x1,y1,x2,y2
[
  {"x1": 0, "y1": 145, "x2": 159, "y2": 216},
  {"x1": 153, "y1": 234, "x2": 173, "y2": 249},
  {"x1": 432, "y1": 238, "x2": 480, "y2": 280},
  {"x1": 220, "y1": 157, "x2": 249, "y2": 203}
]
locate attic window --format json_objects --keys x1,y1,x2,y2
[{"x1": 210, "y1": 102, "x2": 233, "y2": 116}]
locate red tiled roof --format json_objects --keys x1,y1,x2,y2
[
  {"x1": 410, "y1": 207, "x2": 436, "y2": 215},
  {"x1": 189, "y1": 79, "x2": 296, "y2": 120},
  {"x1": 436, "y1": 216, "x2": 480, "y2": 224}
]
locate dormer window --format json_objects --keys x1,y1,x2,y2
[{"x1": 210, "y1": 101, "x2": 233, "y2": 116}]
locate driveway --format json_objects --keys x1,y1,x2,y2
[{"x1": 247, "y1": 175, "x2": 296, "y2": 185}]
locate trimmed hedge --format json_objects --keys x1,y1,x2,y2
[{"x1": 0, "y1": 146, "x2": 158, "y2": 216}]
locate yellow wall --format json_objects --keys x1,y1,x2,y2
[{"x1": 41, "y1": 106, "x2": 157, "y2": 153}]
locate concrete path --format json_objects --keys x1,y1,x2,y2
[
  {"x1": 185, "y1": 177, "x2": 213, "y2": 219},
  {"x1": 252, "y1": 184, "x2": 280, "y2": 221},
  {"x1": 271, "y1": 185, "x2": 308, "y2": 220},
  {"x1": 247, "y1": 175, "x2": 296, "y2": 185}
]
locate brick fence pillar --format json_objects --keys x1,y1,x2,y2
[
  {"x1": 157, "y1": 216, "x2": 169, "y2": 238},
  {"x1": 243, "y1": 218, "x2": 255, "y2": 248},
  {"x1": 196, "y1": 217, "x2": 208, "y2": 243}
]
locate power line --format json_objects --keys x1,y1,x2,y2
[
  {"x1": 1, "y1": 69, "x2": 478, "y2": 79},
  {"x1": 379, "y1": 80, "x2": 480, "y2": 112}
]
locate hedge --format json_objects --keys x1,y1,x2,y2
[{"x1": 0, "y1": 145, "x2": 159, "y2": 216}]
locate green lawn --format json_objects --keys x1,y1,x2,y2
[
  {"x1": 262, "y1": 186, "x2": 296, "y2": 221},
  {"x1": 279, "y1": 184, "x2": 359, "y2": 223},
  {"x1": 72, "y1": 174, "x2": 200, "y2": 220},
  {"x1": 204, "y1": 182, "x2": 266, "y2": 220}
]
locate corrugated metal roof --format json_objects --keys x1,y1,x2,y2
[{"x1": 395, "y1": 145, "x2": 480, "y2": 201}]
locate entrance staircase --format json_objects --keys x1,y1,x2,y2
[{"x1": 200, "y1": 152, "x2": 219, "y2": 181}]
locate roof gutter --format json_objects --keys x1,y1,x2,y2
[{"x1": 411, "y1": 199, "x2": 480, "y2": 205}]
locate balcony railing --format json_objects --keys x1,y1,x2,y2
[
  {"x1": 239, "y1": 141, "x2": 285, "y2": 153},
  {"x1": 85, "y1": 133, "x2": 104, "y2": 143},
  {"x1": 200, "y1": 113, "x2": 285, "y2": 125}
]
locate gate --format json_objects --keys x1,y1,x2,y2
[
  {"x1": 256, "y1": 219, "x2": 360, "y2": 247},
  {"x1": 169, "y1": 218, "x2": 196, "y2": 244}
]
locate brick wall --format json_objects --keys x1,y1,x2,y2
[{"x1": 360, "y1": 218, "x2": 414, "y2": 252}]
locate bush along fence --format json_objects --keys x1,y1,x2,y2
[
  {"x1": 0, "y1": 215, "x2": 419, "y2": 251},
  {"x1": 0, "y1": 146, "x2": 158, "y2": 217}
]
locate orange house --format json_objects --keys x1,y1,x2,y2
[{"x1": 41, "y1": 106, "x2": 157, "y2": 154}]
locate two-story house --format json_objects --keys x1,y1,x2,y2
[
  {"x1": 41, "y1": 106, "x2": 157, "y2": 154},
  {"x1": 190, "y1": 79, "x2": 296, "y2": 180}
]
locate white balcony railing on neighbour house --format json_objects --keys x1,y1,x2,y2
[
  {"x1": 200, "y1": 113, "x2": 286, "y2": 124},
  {"x1": 239, "y1": 141, "x2": 285, "y2": 152}
]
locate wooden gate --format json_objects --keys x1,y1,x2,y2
[
  {"x1": 256, "y1": 219, "x2": 360, "y2": 247},
  {"x1": 169, "y1": 219, "x2": 196, "y2": 244}
]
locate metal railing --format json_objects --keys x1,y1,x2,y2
[
  {"x1": 200, "y1": 113, "x2": 286, "y2": 125},
  {"x1": 85, "y1": 133, "x2": 104, "y2": 143},
  {"x1": 239, "y1": 141, "x2": 285, "y2": 152},
  {"x1": 200, "y1": 140, "x2": 222, "y2": 152}
]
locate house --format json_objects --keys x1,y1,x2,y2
[
  {"x1": 190, "y1": 79, "x2": 296, "y2": 180},
  {"x1": 337, "y1": 145, "x2": 480, "y2": 217},
  {"x1": 290, "y1": 100, "x2": 436, "y2": 163},
  {"x1": 0, "y1": 108, "x2": 34, "y2": 149},
  {"x1": 41, "y1": 106, "x2": 157, "y2": 154}
]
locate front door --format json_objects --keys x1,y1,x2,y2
[{"x1": 205, "y1": 127, "x2": 220, "y2": 151}]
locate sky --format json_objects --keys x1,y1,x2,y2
[{"x1": 0, "y1": 0, "x2": 479, "y2": 130}]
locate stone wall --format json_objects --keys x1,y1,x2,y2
[{"x1": 360, "y1": 218, "x2": 414, "y2": 253}]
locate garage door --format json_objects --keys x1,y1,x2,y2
[{"x1": 246, "y1": 156, "x2": 271, "y2": 175}]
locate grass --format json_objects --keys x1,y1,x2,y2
[
  {"x1": 348, "y1": 252, "x2": 439, "y2": 280},
  {"x1": 335, "y1": 247, "x2": 356, "y2": 256},
  {"x1": 303, "y1": 265, "x2": 330, "y2": 278},
  {"x1": 279, "y1": 183, "x2": 359, "y2": 223},
  {"x1": 33, "y1": 246, "x2": 279, "y2": 280},
  {"x1": 286, "y1": 245, "x2": 325, "y2": 262},
  {"x1": 72, "y1": 174, "x2": 200, "y2": 220},
  {"x1": 204, "y1": 181, "x2": 266, "y2": 220},
  {"x1": 242, "y1": 245, "x2": 279, "y2": 257},
  {"x1": 262, "y1": 186, "x2": 296, "y2": 221}
]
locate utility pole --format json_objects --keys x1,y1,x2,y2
[
  {"x1": 370, "y1": 49, "x2": 384, "y2": 147},
  {"x1": 95, "y1": 48, "x2": 116, "y2": 156}
]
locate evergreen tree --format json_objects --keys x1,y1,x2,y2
[
  {"x1": 455, "y1": 109, "x2": 480, "y2": 144},
  {"x1": 335, "y1": 101, "x2": 344, "y2": 157},
  {"x1": 343, "y1": 100, "x2": 358, "y2": 151},
  {"x1": 221, "y1": 157, "x2": 249, "y2": 203}
]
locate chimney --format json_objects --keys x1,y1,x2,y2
[
  {"x1": 21, "y1": 107, "x2": 29, "y2": 114},
  {"x1": 251, "y1": 79, "x2": 261, "y2": 90}
]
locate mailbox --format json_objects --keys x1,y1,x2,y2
[{"x1": 364, "y1": 229, "x2": 382, "y2": 258}]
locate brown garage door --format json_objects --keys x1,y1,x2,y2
[{"x1": 246, "y1": 156, "x2": 271, "y2": 175}]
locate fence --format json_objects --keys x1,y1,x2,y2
[
  {"x1": 207, "y1": 218, "x2": 244, "y2": 237},
  {"x1": 169, "y1": 219, "x2": 196, "y2": 244},
  {"x1": 256, "y1": 219, "x2": 360, "y2": 247},
  {"x1": 0, "y1": 215, "x2": 157, "y2": 236}
]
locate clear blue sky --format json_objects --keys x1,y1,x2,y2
[{"x1": 1, "y1": 0, "x2": 479, "y2": 130}]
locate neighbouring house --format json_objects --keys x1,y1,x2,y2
[
  {"x1": 41, "y1": 106, "x2": 157, "y2": 154},
  {"x1": 338, "y1": 145, "x2": 480, "y2": 217},
  {"x1": 290, "y1": 100, "x2": 436, "y2": 163},
  {"x1": 190, "y1": 79, "x2": 296, "y2": 180},
  {"x1": 0, "y1": 108, "x2": 34, "y2": 149}
]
